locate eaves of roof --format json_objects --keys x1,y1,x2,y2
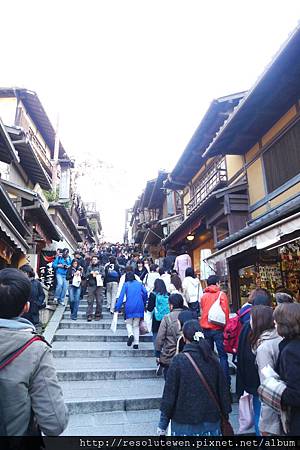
[
  {"x1": 217, "y1": 194, "x2": 300, "y2": 250},
  {"x1": 0, "y1": 87, "x2": 70, "y2": 161},
  {"x1": 0, "y1": 118, "x2": 19, "y2": 164},
  {"x1": 203, "y1": 24, "x2": 300, "y2": 158},
  {"x1": 49, "y1": 202, "x2": 82, "y2": 242},
  {"x1": 165, "y1": 91, "x2": 246, "y2": 189}
]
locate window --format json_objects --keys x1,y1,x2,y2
[{"x1": 263, "y1": 119, "x2": 300, "y2": 193}]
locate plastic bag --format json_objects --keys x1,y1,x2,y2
[
  {"x1": 139, "y1": 319, "x2": 149, "y2": 335},
  {"x1": 96, "y1": 275, "x2": 103, "y2": 287},
  {"x1": 238, "y1": 391, "x2": 254, "y2": 433},
  {"x1": 144, "y1": 311, "x2": 153, "y2": 333},
  {"x1": 72, "y1": 274, "x2": 81, "y2": 287},
  {"x1": 110, "y1": 312, "x2": 118, "y2": 333},
  {"x1": 208, "y1": 292, "x2": 226, "y2": 326}
]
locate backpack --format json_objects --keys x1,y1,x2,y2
[
  {"x1": 0, "y1": 335, "x2": 47, "y2": 437},
  {"x1": 154, "y1": 293, "x2": 170, "y2": 321},
  {"x1": 223, "y1": 307, "x2": 251, "y2": 354}
]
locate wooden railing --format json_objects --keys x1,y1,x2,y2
[{"x1": 186, "y1": 158, "x2": 227, "y2": 216}]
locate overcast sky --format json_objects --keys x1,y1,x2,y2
[{"x1": 1, "y1": 1, "x2": 299, "y2": 241}]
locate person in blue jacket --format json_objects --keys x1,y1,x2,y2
[
  {"x1": 52, "y1": 248, "x2": 72, "y2": 305},
  {"x1": 115, "y1": 271, "x2": 148, "y2": 349}
]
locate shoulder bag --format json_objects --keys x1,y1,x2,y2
[
  {"x1": 184, "y1": 352, "x2": 234, "y2": 436},
  {"x1": 208, "y1": 292, "x2": 226, "y2": 327}
]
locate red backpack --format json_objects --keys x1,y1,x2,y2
[{"x1": 223, "y1": 308, "x2": 251, "y2": 354}]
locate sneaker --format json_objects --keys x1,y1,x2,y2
[
  {"x1": 133, "y1": 344, "x2": 139, "y2": 350},
  {"x1": 87, "y1": 316, "x2": 92, "y2": 322},
  {"x1": 156, "y1": 364, "x2": 163, "y2": 377},
  {"x1": 95, "y1": 315, "x2": 102, "y2": 321},
  {"x1": 71, "y1": 317, "x2": 77, "y2": 321},
  {"x1": 127, "y1": 335, "x2": 134, "y2": 347}
]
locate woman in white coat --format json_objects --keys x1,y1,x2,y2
[{"x1": 182, "y1": 267, "x2": 202, "y2": 318}]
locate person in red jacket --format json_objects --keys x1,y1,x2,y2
[{"x1": 200, "y1": 275, "x2": 230, "y2": 387}]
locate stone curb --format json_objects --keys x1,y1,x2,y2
[{"x1": 43, "y1": 304, "x2": 66, "y2": 344}]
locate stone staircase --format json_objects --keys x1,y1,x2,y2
[
  {"x1": 51, "y1": 297, "x2": 164, "y2": 435},
  {"x1": 47, "y1": 297, "x2": 251, "y2": 435}
]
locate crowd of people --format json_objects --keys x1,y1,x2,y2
[{"x1": 0, "y1": 242, "x2": 300, "y2": 438}]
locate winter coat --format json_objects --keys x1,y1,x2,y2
[
  {"x1": 200, "y1": 285, "x2": 229, "y2": 331},
  {"x1": 174, "y1": 253, "x2": 192, "y2": 281},
  {"x1": 155, "y1": 308, "x2": 184, "y2": 366},
  {"x1": 86, "y1": 263, "x2": 105, "y2": 287},
  {"x1": 147, "y1": 291, "x2": 169, "y2": 333},
  {"x1": 115, "y1": 280, "x2": 148, "y2": 319},
  {"x1": 253, "y1": 329, "x2": 283, "y2": 434},
  {"x1": 239, "y1": 303, "x2": 252, "y2": 324},
  {"x1": 23, "y1": 279, "x2": 45, "y2": 326},
  {"x1": 0, "y1": 318, "x2": 68, "y2": 436},
  {"x1": 134, "y1": 267, "x2": 148, "y2": 282},
  {"x1": 160, "y1": 273, "x2": 171, "y2": 293},
  {"x1": 276, "y1": 338, "x2": 300, "y2": 436},
  {"x1": 52, "y1": 255, "x2": 72, "y2": 276},
  {"x1": 105, "y1": 263, "x2": 121, "y2": 284},
  {"x1": 160, "y1": 342, "x2": 231, "y2": 425},
  {"x1": 182, "y1": 276, "x2": 203, "y2": 304},
  {"x1": 236, "y1": 321, "x2": 260, "y2": 397},
  {"x1": 162, "y1": 254, "x2": 176, "y2": 273},
  {"x1": 143, "y1": 271, "x2": 160, "y2": 293}
]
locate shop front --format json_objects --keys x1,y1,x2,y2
[{"x1": 206, "y1": 211, "x2": 300, "y2": 310}]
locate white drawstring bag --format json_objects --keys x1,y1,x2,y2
[
  {"x1": 110, "y1": 312, "x2": 118, "y2": 333},
  {"x1": 208, "y1": 292, "x2": 226, "y2": 326}
]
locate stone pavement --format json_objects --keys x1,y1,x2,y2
[{"x1": 45, "y1": 297, "x2": 254, "y2": 436}]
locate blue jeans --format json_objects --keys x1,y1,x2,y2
[
  {"x1": 152, "y1": 331, "x2": 160, "y2": 358},
  {"x1": 69, "y1": 285, "x2": 81, "y2": 319},
  {"x1": 54, "y1": 273, "x2": 68, "y2": 304},
  {"x1": 171, "y1": 420, "x2": 221, "y2": 436},
  {"x1": 203, "y1": 329, "x2": 231, "y2": 387},
  {"x1": 253, "y1": 394, "x2": 261, "y2": 436}
]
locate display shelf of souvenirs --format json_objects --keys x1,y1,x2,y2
[
  {"x1": 258, "y1": 263, "x2": 283, "y2": 292},
  {"x1": 239, "y1": 265, "x2": 258, "y2": 305}
]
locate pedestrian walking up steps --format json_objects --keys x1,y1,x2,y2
[{"x1": 52, "y1": 297, "x2": 164, "y2": 435}]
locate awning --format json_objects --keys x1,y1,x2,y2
[
  {"x1": 206, "y1": 212, "x2": 300, "y2": 265},
  {"x1": 0, "y1": 209, "x2": 29, "y2": 254}
]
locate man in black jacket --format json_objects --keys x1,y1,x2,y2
[{"x1": 86, "y1": 255, "x2": 105, "y2": 321}]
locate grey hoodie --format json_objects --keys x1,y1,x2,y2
[
  {"x1": 253, "y1": 328, "x2": 283, "y2": 435},
  {"x1": 0, "y1": 317, "x2": 68, "y2": 436}
]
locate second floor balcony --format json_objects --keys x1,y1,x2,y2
[{"x1": 186, "y1": 158, "x2": 227, "y2": 216}]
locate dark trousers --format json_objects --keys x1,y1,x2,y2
[
  {"x1": 87, "y1": 285, "x2": 104, "y2": 318},
  {"x1": 203, "y1": 329, "x2": 231, "y2": 387}
]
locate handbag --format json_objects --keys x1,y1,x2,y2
[
  {"x1": 208, "y1": 292, "x2": 226, "y2": 327},
  {"x1": 238, "y1": 391, "x2": 254, "y2": 433},
  {"x1": 184, "y1": 353, "x2": 234, "y2": 436}
]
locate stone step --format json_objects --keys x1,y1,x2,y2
[
  {"x1": 56, "y1": 367, "x2": 157, "y2": 381},
  {"x1": 59, "y1": 319, "x2": 127, "y2": 330},
  {"x1": 54, "y1": 357, "x2": 157, "y2": 370},
  {"x1": 60, "y1": 378, "x2": 164, "y2": 414},
  {"x1": 61, "y1": 409, "x2": 160, "y2": 436},
  {"x1": 52, "y1": 341, "x2": 155, "y2": 358},
  {"x1": 63, "y1": 312, "x2": 114, "y2": 319},
  {"x1": 54, "y1": 329, "x2": 153, "y2": 342}
]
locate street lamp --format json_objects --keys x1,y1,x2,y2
[{"x1": 187, "y1": 234, "x2": 195, "y2": 241}]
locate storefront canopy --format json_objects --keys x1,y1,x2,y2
[{"x1": 206, "y1": 211, "x2": 300, "y2": 266}]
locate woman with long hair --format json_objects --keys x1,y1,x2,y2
[
  {"x1": 157, "y1": 319, "x2": 231, "y2": 436},
  {"x1": 66, "y1": 259, "x2": 83, "y2": 321},
  {"x1": 115, "y1": 271, "x2": 148, "y2": 349},
  {"x1": 250, "y1": 305, "x2": 283, "y2": 435},
  {"x1": 274, "y1": 303, "x2": 300, "y2": 436}
]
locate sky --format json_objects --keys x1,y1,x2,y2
[{"x1": 1, "y1": 1, "x2": 300, "y2": 241}]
